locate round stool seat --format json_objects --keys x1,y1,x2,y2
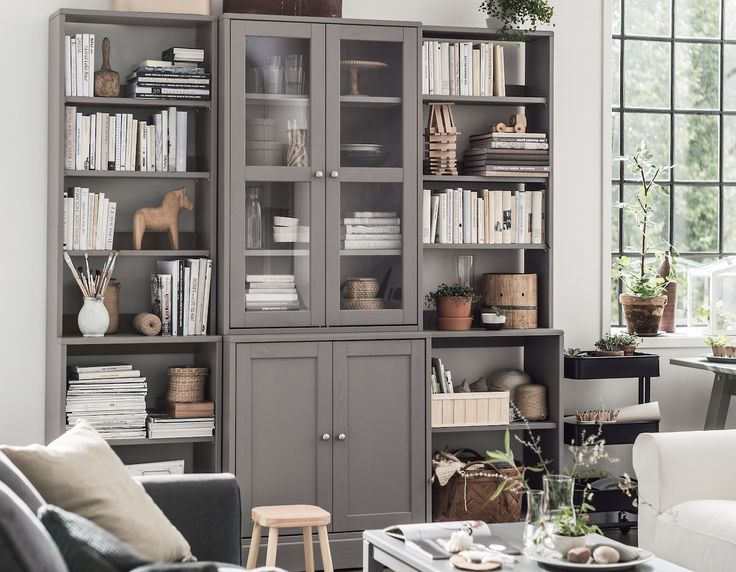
[{"x1": 251, "y1": 504, "x2": 331, "y2": 528}]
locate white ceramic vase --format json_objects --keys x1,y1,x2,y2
[
  {"x1": 78, "y1": 297, "x2": 109, "y2": 337},
  {"x1": 549, "y1": 533, "x2": 586, "y2": 556}
]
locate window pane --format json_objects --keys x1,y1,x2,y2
[
  {"x1": 612, "y1": 257, "x2": 622, "y2": 326},
  {"x1": 673, "y1": 186, "x2": 719, "y2": 251},
  {"x1": 613, "y1": 39, "x2": 621, "y2": 108},
  {"x1": 725, "y1": 187, "x2": 736, "y2": 251},
  {"x1": 674, "y1": 115, "x2": 719, "y2": 180},
  {"x1": 623, "y1": 113, "x2": 671, "y2": 179},
  {"x1": 624, "y1": 40, "x2": 671, "y2": 109},
  {"x1": 726, "y1": 0, "x2": 736, "y2": 38},
  {"x1": 613, "y1": 0, "x2": 622, "y2": 35},
  {"x1": 723, "y1": 46, "x2": 736, "y2": 110},
  {"x1": 612, "y1": 184, "x2": 621, "y2": 251},
  {"x1": 722, "y1": 116, "x2": 736, "y2": 180},
  {"x1": 625, "y1": 0, "x2": 672, "y2": 37},
  {"x1": 675, "y1": 43, "x2": 720, "y2": 110},
  {"x1": 623, "y1": 183, "x2": 671, "y2": 252},
  {"x1": 612, "y1": 111, "x2": 621, "y2": 165},
  {"x1": 675, "y1": 0, "x2": 722, "y2": 38},
  {"x1": 675, "y1": 256, "x2": 719, "y2": 324}
]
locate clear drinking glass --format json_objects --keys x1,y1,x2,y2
[
  {"x1": 457, "y1": 255, "x2": 474, "y2": 287},
  {"x1": 285, "y1": 54, "x2": 304, "y2": 95},
  {"x1": 263, "y1": 56, "x2": 283, "y2": 94},
  {"x1": 523, "y1": 489, "x2": 546, "y2": 555},
  {"x1": 543, "y1": 474, "x2": 576, "y2": 535},
  {"x1": 247, "y1": 67, "x2": 264, "y2": 94},
  {"x1": 246, "y1": 187, "x2": 264, "y2": 249}
]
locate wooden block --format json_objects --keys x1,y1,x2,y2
[{"x1": 168, "y1": 400, "x2": 215, "y2": 418}]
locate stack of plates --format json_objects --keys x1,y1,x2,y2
[{"x1": 341, "y1": 143, "x2": 389, "y2": 167}]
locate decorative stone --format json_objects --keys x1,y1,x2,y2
[
  {"x1": 567, "y1": 546, "x2": 591, "y2": 563},
  {"x1": 593, "y1": 546, "x2": 621, "y2": 564}
]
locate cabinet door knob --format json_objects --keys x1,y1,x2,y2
[
  {"x1": 330, "y1": 170, "x2": 339, "y2": 179},
  {"x1": 321, "y1": 433, "x2": 331, "y2": 441},
  {"x1": 315, "y1": 170, "x2": 324, "y2": 179},
  {"x1": 337, "y1": 433, "x2": 346, "y2": 441}
]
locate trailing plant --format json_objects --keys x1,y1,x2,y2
[
  {"x1": 479, "y1": 0, "x2": 554, "y2": 39},
  {"x1": 424, "y1": 283, "x2": 479, "y2": 308}
]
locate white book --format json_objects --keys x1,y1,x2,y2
[
  {"x1": 462, "y1": 42, "x2": 471, "y2": 96},
  {"x1": 427, "y1": 41, "x2": 434, "y2": 94},
  {"x1": 484, "y1": 190, "x2": 495, "y2": 245},
  {"x1": 154, "y1": 114, "x2": 163, "y2": 171},
  {"x1": 65, "y1": 106, "x2": 76, "y2": 170},
  {"x1": 486, "y1": 43, "x2": 494, "y2": 97},
  {"x1": 510, "y1": 194, "x2": 517, "y2": 244},
  {"x1": 248, "y1": 282, "x2": 296, "y2": 289},
  {"x1": 74, "y1": 34, "x2": 83, "y2": 98},
  {"x1": 64, "y1": 36, "x2": 72, "y2": 96},
  {"x1": 245, "y1": 293, "x2": 298, "y2": 302},
  {"x1": 79, "y1": 188, "x2": 89, "y2": 250},
  {"x1": 430, "y1": 195, "x2": 440, "y2": 244},
  {"x1": 130, "y1": 117, "x2": 139, "y2": 172},
  {"x1": 454, "y1": 188, "x2": 463, "y2": 244},
  {"x1": 89, "y1": 34, "x2": 95, "y2": 96},
  {"x1": 114, "y1": 113, "x2": 122, "y2": 171},
  {"x1": 422, "y1": 189, "x2": 432, "y2": 244},
  {"x1": 89, "y1": 113, "x2": 97, "y2": 170},
  {"x1": 471, "y1": 191, "x2": 478, "y2": 243},
  {"x1": 62, "y1": 192, "x2": 69, "y2": 249},
  {"x1": 147, "y1": 124, "x2": 156, "y2": 171},
  {"x1": 195, "y1": 258, "x2": 207, "y2": 336},
  {"x1": 70, "y1": 36, "x2": 77, "y2": 97},
  {"x1": 342, "y1": 217, "x2": 400, "y2": 225},
  {"x1": 517, "y1": 191, "x2": 526, "y2": 244},
  {"x1": 81, "y1": 116, "x2": 91, "y2": 170},
  {"x1": 462, "y1": 189, "x2": 472, "y2": 244},
  {"x1": 105, "y1": 202, "x2": 116, "y2": 250},
  {"x1": 157, "y1": 261, "x2": 180, "y2": 336},
  {"x1": 89, "y1": 193, "x2": 97, "y2": 250},
  {"x1": 72, "y1": 187, "x2": 81, "y2": 250},
  {"x1": 434, "y1": 41, "x2": 442, "y2": 97},
  {"x1": 440, "y1": 42, "x2": 450, "y2": 95},
  {"x1": 65, "y1": 195, "x2": 74, "y2": 249},
  {"x1": 74, "y1": 112, "x2": 83, "y2": 170},
  {"x1": 182, "y1": 266, "x2": 191, "y2": 335},
  {"x1": 82, "y1": 34, "x2": 90, "y2": 98},
  {"x1": 479, "y1": 43, "x2": 486, "y2": 97},
  {"x1": 95, "y1": 193, "x2": 105, "y2": 249},
  {"x1": 246, "y1": 288, "x2": 297, "y2": 294},
  {"x1": 186, "y1": 259, "x2": 200, "y2": 335},
  {"x1": 200, "y1": 259, "x2": 212, "y2": 335},
  {"x1": 176, "y1": 111, "x2": 187, "y2": 172},
  {"x1": 344, "y1": 225, "x2": 400, "y2": 234},
  {"x1": 448, "y1": 44, "x2": 455, "y2": 95},
  {"x1": 343, "y1": 234, "x2": 402, "y2": 241},
  {"x1": 127, "y1": 115, "x2": 135, "y2": 171},
  {"x1": 495, "y1": 190, "x2": 505, "y2": 244},
  {"x1": 107, "y1": 115, "x2": 116, "y2": 170},
  {"x1": 437, "y1": 193, "x2": 448, "y2": 244},
  {"x1": 422, "y1": 42, "x2": 429, "y2": 94},
  {"x1": 70, "y1": 364, "x2": 133, "y2": 374},
  {"x1": 168, "y1": 106, "x2": 177, "y2": 172},
  {"x1": 494, "y1": 45, "x2": 506, "y2": 97},
  {"x1": 99, "y1": 198, "x2": 109, "y2": 250},
  {"x1": 100, "y1": 113, "x2": 109, "y2": 171},
  {"x1": 478, "y1": 197, "x2": 485, "y2": 244},
  {"x1": 161, "y1": 109, "x2": 169, "y2": 172},
  {"x1": 454, "y1": 42, "x2": 461, "y2": 95},
  {"x1": 246, "y1": 275, "x2": 295, "y2": 283},
  {"x1": 472, "y1": 48, "x2": 480, "y2": 96},
  {"x1": 138, "y1": 121, "x2": 147, "y2": 171},
  {"x1": 159, "y1": 274, "x2": 173, "y2": 336},
  {"x1": 531, "y1": 190, "x2": 544, "y2": 244},
  {"x1": 343, "y1": 240, "x2": 401, "y2": 250}
]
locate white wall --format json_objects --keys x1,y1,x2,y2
[{"x1": 0, "y1": 0, "x2": 720, "y2": 446}]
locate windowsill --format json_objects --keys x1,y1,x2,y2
[{"x1": 610, "y1": 327, "x2": 708, "y2": 349}]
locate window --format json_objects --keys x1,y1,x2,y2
[{"x1": 611, "y1": 0, "x2": 736, "y2": 327}]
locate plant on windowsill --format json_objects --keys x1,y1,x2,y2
[
  {"x1": 479, "y1": 0, "x2": 554, "y2": 39},
  {"x1": 425, "y1": 283, "x2": 479, "y2": 331},
  {"x1": 615, "y1": 142, "x2": 676, "y2": 336},
  {"x1": 705, "y1": 335, "x2": 736, "y2": 358}
]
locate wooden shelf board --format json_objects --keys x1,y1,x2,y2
[
  {"x1": 245, "y1": 249, "x2": 310, "y2": 257},
  {"x1": 245, "y1": 93, "x2": 309, "y2": 104},
  {"x1": 65, "y1": 96, "x2": 211, "y2": 109},
  {"x1": 432, "y1": 421, "x2": 558, "y2": 434},
  {"x1": 108, "y1": 436, "x2": 214, "y2": 446},
  {"x1": 341, "y1": 95, "x2": 402, "y2": 107},
  {"x1": 339, "y1": 249, "x2": 402, "y2": 256},
  {"x1": 65, "y1": 249, "x2": 210, "y2": 257},
  {"x1": 423, "y1": 175, "x2": 548, "y2": 184},
  {"x1": 424, "y1": 243, "x2": 547, "y2": 251},
  {"x1": 427, "y1": 327, "x2": 564, "y2": 339},
  {"x1": 65, "y1": 170, "x2": 210, "y2": 179},
  {"x1": 61, "y1": 334, "x2": 222, "y2": 346},
  {"x1": 423, "y1": 94, "x2": 547, "y2": 106}
]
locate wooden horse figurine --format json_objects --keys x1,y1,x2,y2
[{"x1": 133, "y1": 187, "x2": 193, "y2": 250}]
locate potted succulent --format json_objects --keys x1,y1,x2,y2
[
  {"x1": 706, "y1": 335, "x2": 736, "y2": 358},
  {"x1": 593, "y1": 333, "x2": 625, "y2": 357},
  {"x1": 481, "y1": 306, "x2": 507, "y2": 330},
  {"x1": 617, "y1": 333, "x2": 642, "y2": 356},
  {"x1": 479, "y1": 0, "x2": 554, "y2": 38},
  {"x1": 616, "y1": 143, "x2": 675, "y2": 336},
  {"x1": 425, "y1": 283, "x2": 479, "y2": 331}
]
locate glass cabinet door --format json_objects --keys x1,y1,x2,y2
[
  {"x1": 230, "y1": 21, "x2": 326, "y2": 328},
  {"x1": 325, "y1": 25, "x2": 418, "y2": 326}
]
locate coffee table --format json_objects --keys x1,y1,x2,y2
[
  {"x1": 670, "y1": 357, "x2": 736, "y2": 430},
  {"x1": 363, "y1": 523, "x2": 689, "y2": 571}
]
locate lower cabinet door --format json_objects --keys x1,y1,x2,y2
[
  {"x1": 235, "y1": 342, "x2": 333, "y2": 536},
  {"x1": 331, "y1": 339, "x2": 425, "y2": 532}
]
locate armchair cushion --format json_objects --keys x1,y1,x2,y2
[{"x1": 0, "y1": 450, "x2": 44, "y2": 513}]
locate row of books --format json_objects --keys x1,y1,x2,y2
[
  {"x1": 62, "y1": 187, "x2": 117, "y2": 251},
  {"x1": 430, "y1": 357, "x2": 454, "y2": 394},
  {"x1": 64, "y1": 33, "x2": 95, "y2": 97},
  {"x1": 245, "y1": 274, "x2": 299, "y2": 311},
  {"x1": 151, "y1": 258, "x2": 213, "y2": 336},
  {"x1": 66, "y1": 364, "x2": 147, "y2": 440},
  {"x1": 422, "y1": 41, "x2": 506, "y2": 97},
  {"x1": 65, "y1": 107, "x2": 188, "y2": 172},
  {"x1": 469, "y1": 131, "x2": 549, "y2": 150},
  {"x1": 146, "y1": 415, "x2": 214, "y2": 439},
  {"x1": 341, "y1": 212, "x2": 402, "y2": 251},
  {"x1": 422, "y1": 188, "x2": 545, "y2": 245},
  {"x1": 126, "y1": 48, "x2": 211, "y2": 101},
  {"x1": 464, "y1": 132, "x2": 550, "y2": 178}
]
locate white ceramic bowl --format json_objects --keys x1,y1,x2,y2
[{"x1": 481, "y1": 313, "x2": 506, "y2": 324}]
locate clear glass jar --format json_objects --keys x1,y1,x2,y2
[
  {"x1": 523, "y1": 489, "x2": 545, "y2": 554},
  {"x1": 543, "y1": 474, "x2": 576, "y2": 534},
  {"x1": 246, "y1": 186, "x2": 264, "y2": 249}
]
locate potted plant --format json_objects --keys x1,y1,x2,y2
[
  {"x1": 706, "y1": 335, "x2": 736, "y2": 358},
  {"x1": 593, "y1": 333, "x2": 624, "y2": 356},
  {"x1": 425, "y1": 283, "x2": 479, "y2": 331},
  {"x1": 547, "y1": 505, "x2": 600, "y2": 555},
  {"x1": 479, "y1": 0, "x2": 554, "y2": 38},
  {"x1": 616, "y1": 142, "x2": 675, "y2": 336},
  {"x1": 481, "y1": 306, "x2": 507, "y2": 330},
  {"x1": 617, "y1": 333, "x2": 642, "y2": 356}
]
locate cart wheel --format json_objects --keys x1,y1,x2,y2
[{"x1": 618, "y1": 512, "x2": 632, "y2": 535}]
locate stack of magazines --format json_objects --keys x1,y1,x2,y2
[
  {"x1": 66, "y1": 364, "x2": 147, "y2": 440},
  {"x1": 147, "y1": 415, "x2": 214, "y2": 439},
  {"x1": 463, "y1": 132, "x2": 550, "y2": 178},
  {"x1": 126, "y1": 47, "x2": 210, "y2": 101}
]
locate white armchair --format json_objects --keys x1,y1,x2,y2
[{"x1": 633, "y1": 430, "x2": 736, "y2": 572}]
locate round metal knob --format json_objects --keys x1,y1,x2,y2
[
  {"x1": 330, "y1": 170, "x2": 339, "y2": 179},
  {"x1": 321, "y1": 433, "x2": 331, "y2": 441},
  {"x1": 337, "y1": 433, "x2": 346, "y2": 441},
  {"x1": 315, "y1": 170, "x2": 324, "y2": 179}
]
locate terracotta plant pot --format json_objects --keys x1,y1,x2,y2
[
  {"x1": 437, "y1": 316, "x2": 473, "y2": 331},
  {"x1": 436, "y1": 296, "x2": 473, "y2": 318},
  {"x1": 619, "y1": 294, "x2": 668, "y2": 336},
  {"x1": 713, "y1": 345, "x2": 736, "y2": 358},
  {"x1": 594, "y1": 350, "x2": 624, "y2": 357},
  {"x1": 660, "y1": 282, "x2": 678, "y2": 333},
  {"x1": 622, "y1": 345, "x2": 637, "y2": 356}
]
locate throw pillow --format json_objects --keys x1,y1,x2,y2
[
  {"x1": 0, "y1": 421, "x2": 193, "y2": 562},
  {"x1": 39, "y1": 504, "x2": 150, "y2": 572}
]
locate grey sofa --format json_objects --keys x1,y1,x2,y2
[{"x1": 0, "y1": 450, "x2": 252, "y2": 571}]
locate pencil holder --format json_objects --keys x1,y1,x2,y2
[{"x1": 78, "y1": 297, "x2": 109, "y2": 337}]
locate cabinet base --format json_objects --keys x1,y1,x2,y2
[{"x1": 242, "y1": 531, "x2": 363, "y2": 571}]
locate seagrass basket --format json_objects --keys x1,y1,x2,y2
[
  {"x1": 341, "y1": 277, "x2": 380, "y2": 299},
  {"x1": 167, "y1": 366, "x2": 209, "y2": 403},
  {"x1": 340, "y1": 298, "x2": 385, "y2": 310}
]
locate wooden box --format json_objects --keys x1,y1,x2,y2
[
  {"x1": 481, "y1": 273, "x2": 538, "y2": 329},
  {"x1": 432, "y1": 391, "x2": 510, "y2": 428},
  {"x1": 112, "y1": 0, "x2": 211, "y2": 15}
]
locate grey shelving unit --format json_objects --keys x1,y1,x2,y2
[{"x1": 46, "y1": 9, "x2": 221, "y2": 473}]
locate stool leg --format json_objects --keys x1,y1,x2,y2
[
  {"x1": 317, "y1": 525, "x2": 334, "y2": 572},
  {"x1": 266, "y1": 527, "x2": 279, "y2": 567},
  {"x1": 303, "y1": 526, "x2": 315, "y2": 572},
  {"x1": 246, "y1": 523, "x2": 261, "y2": 569}
]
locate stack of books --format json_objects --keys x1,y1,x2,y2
[
  {"x1": 66, "y1": 364, "x2": 147, "y2": 440},
  {"x1": 151, "y1": 258, "x2": 213, "y2": 336},
  {"x1": 126, "y1": 47, "x2": 210, "y2": 101},
  {"x1": 147, "y1": 414, "x2": 214, "y2": 439},
  {"x1": 342, "y1": 212, "x2": 402, "y2": 250},
  {"x1": 463, "y1": 132, "x2": 550, "y2": 178},
  {"x1": 64, "y1": 33, "x2": 95, "y2": 97},
  {"x1": 63, "y1": 187, "x2": 117, "y2": 250},
  {"x1": 245, "y1": 275, "x2": 299, "y2": 311}
]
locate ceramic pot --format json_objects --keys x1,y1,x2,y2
[
  {"x1": 713, "y1": 345, "x2": 736, "y2": 358},
  {"x1": 619, "y1": 294, "x2": 667, "y2": 336},
  {"x1": 549, "y1": 534, "x2": 587, "y2": 556},
  {"x1": 660, "y1": 282, "x2": 678, "y2": 333},
  {"x1": 594, "y1": 350, "x2": 624, "y2": 357},
  {"x1": 78, "y1": 297, "x2": 109, "y2": 337},
  {"x1": 437, "y1": 316, "x2": 473, "y2": 331},
  {"x1": 622, "y1": 345, "x2": 637, "y2": 356},
  {"x1": 481, "y1": 313, "x2": 506, "y2": 331},
  {"x1": 436, "y1": 296, "x2": 473, "y2": 318}
]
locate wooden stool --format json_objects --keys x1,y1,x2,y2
[{"x1": 246, "y1": 504, "x2": 333, "y2": 572}]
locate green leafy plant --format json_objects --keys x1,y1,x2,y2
[
  {"x1": 564, "y1": 348, "x2": 584, "y2": 358},
  {"x1": 424, "y1": 283, "x2": 479, "y2": 308},
  {"x1": 594, "y1": 332, "x2": 641, "y2": 352},
  {"x1": 479, "y1": 0, "x2": 554, "y2": 39},
  {"x1": 488, "y1": 305, "x2": 507, "y2": 317},
  {"x1": 615, "y1": 142, "x2": 675, "y2": 298},
  {"x1": 706, "y1": 335, "x2": 733, "y2": 348}
]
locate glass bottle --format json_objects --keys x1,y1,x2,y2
[
  {"x1": 542, "y1": 474, "x2": 576, "y2": 535},
  {"x1": 246, "y1": 187, "x2": 264, "y2": 249},
  {"x1": 523, "y1": 489, "x2": 545, "y2": 555}
]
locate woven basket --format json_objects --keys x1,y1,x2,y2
[
  {"x1": 167, "y1": 366, "x2": 209, "y2": 403},
  {"x1": 515, "y1": 384, "x2": 547, "y2": 421},
  {"x1": 340, "y1": 298, "x2": 385, "y2": 310},
  {"x1": 341, "y1": 278, "x2": 380, "y2": 299},
  {"x1": 432, "y1": 449, "x2": 524, "y2": 523}
]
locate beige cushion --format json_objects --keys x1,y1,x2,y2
[{"x1": 0, "y1": 421, "x2": 192, "y2": 562}]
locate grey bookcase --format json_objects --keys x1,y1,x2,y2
[{"x1": 46, "y1": 9, "x2": 222, "y2": 473}]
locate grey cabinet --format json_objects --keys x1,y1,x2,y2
[
  {"x1": 221, "y1": 17, "x2": 419, "y2": 331},
  {"x1": 234, "y1": 339, "x2": 424, "y2": 537}
]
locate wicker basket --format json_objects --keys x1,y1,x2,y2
[
  {"x1": 340, "y1": 298, "x2": 385, "y2": 310},
  {"x1": 167, "y1": 366, "x2": 209, "y2": 403},
  {"x1": 432, "y1": 449, "x2": 523, "y2": 523},
  {"x1": 341, "y1": 278, "x2": 380, "y2": 299}
]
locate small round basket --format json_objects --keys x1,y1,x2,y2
[
  {"x1": 514, "y1": 384, "x2": 547, "y2": 421},
  {"x1": 167, "y1": 366, "x2": 209, "y2": 403},
  {"x1": 340, "y1": 298, "x2": 385, "y2": 310},
  {"x1": 341, "y1": 278, "x2": 380, "y2": 300}
]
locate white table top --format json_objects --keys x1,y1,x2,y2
[{"x1": 670, "y1": 356, "x2": 736, "y2": 375}]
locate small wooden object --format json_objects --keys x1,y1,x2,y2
[
  {"x1": 432, "y1": 392, "x2": 510, "y2": 428},
  {"x1": 94, "y1": 38, "x2": 120, "y2": 98},
  {"x1": 133, "y1": 312, "x2": 162, "y2": 336},
  {"x1": 102, "y1": 279, "x2": 121, "y2": 334},
  {"x1": 449, "y1": 555, "x2": 501, "y2": 571},
  {"x1": 247, "y1": 505, "x2": 333, "y2": 572},
  {"x1": 425, "y1": 103, "x2": 460, "y2": 175},
  {"x1": 340, "y1": 60, "x2": 388, "y2": 96},
  {"x1": 481, "y1": 273, "x2": 538, "y2": 329},
  {"x1": 133, "y1": 186, "x2": 193, "y2": 250},
  {"x1": 168, "y1": 401, "x2": 215, "y2": 418},
  {"x1": 493, "y1": 113, "x2": 527, "y2": 134}
]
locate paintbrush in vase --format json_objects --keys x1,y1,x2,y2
[{"x1": 63, "y1": 251, "x2": 119, "y2": 299}]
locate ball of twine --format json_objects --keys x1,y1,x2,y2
[
  {"x1": 514, "y1": 384, "x2": 547, "y2": 421},
  {"x1": 133, "y1": 313, "x2": 162, "y2": 336}
]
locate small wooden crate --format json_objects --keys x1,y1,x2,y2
[{"x1": 432, "y1": 391, "x2": 510, "y2": 427}]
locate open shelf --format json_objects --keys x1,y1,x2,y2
[
  {"x1": 65, "y1": 96, "x2": 211, "y2": 109},
  {"x1": 245, "y1": 93, "x2": 309, "y2": 104},
  {"x1": 432, "y1": 421, "x2": 557, "y2": 433},
  {"x1": 65, "y1": 249, "x2": 210, "y2": 258},
  {"x1": 339, "y1": 249, "x2": 402, "y2": 256},
  {"x1": 61, "y1": 334, "x2": 222, "y2": 346},
  {"x1": 423, "y1": 94, "x2": 547, "y2": 106},
  {"x1": 564, "y1": 421, "x2": 660, "y2": 446},
  {"x1": 65, "y1": 170, "x2": 210, "y2": 179},
  {"x1": 108, "y1": 436, "x2": 214, "y2": 446},
  {"x1": 428, "y1": 328, "x2": 563, "y2": 339},
  {"x1": 424, "y1": 243, "x2": 546, "y2": 251}
]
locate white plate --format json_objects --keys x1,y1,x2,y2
[{"x1": 528, "y1": 550, "x2": 655, "y2": 571}]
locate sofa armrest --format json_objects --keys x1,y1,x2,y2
[{"x1": 137, "y1": 473, "x2": 241, "y2": 565}]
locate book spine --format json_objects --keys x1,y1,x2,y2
[
  {"x1": 471, "y1": 191, "x2": 478, "y2": 243},
  {"x1": 168, "y1": 106, "x2": 177, "y2": 172},
  {"x1": 62, "y1": 192, "x2": 69, "y2": 249},
  {"x1": 178, "y1": 260, "x2": 185, "y2": 336},
  {"x1": 107, "y1": 115, "x2": 116, "y2": 170},
  {"x1": 422, "y1": 42, "x2": 429, "y2": 94},
  {"x1": 114, "y1": 113, "x2": 122, "y2": 171},
  {"x1": 79, "y1": 187, "x2": 89, "y2": 250},
  {"x1": 161, "y1": 109, "x2": 169, "y2": 171},
  {"x1": 462, "y1": 189, "x2": 471, "y2": 244},
  {"x1": 472, "y1": 47, "x2": 480, "y2": 96},
  {"x1": 105, "y1": 202, "x2": 116, "y2": 250},
  {"x1": 187, "y1": 262, "x2": 199, "y2": 335},
  {"x1": 160, "y1": 274, "x2": 172, "y2": 336},
  {"x1": 195, "y1": 259, "x2": 207, "y2": 336},
  {"x1": 89, "y1": 113, "x2": 96, "y2": 171},
  {"x1": 454, "y1": 188, "x2": 462, "y2": 244},
  {"x1": 531, "y1": 190, "x2": 543, "y2": 244},
  {"x1": 201, "y1": 259, "x2": 212, "y2": 335},
  {"x1": 176, "y1": 111, "x2": 187, "y2": 172},
  {"x1": 72, "y1": 188, "x2": 80, "y2": 250},
  {"x1": 64, "y1": 36, "x2": 72, "y2": 97},
  {"x1": 182, "y1": 266, "x2": 191, "y2": 336},
  {"x1": 478, "y1": 196, "x2": 485, "y2": 244},
  {"x1": 438, "y1": 193, "x2": 447, "y2": 244},
  {"x1": 154, "y1": 114, "x2": 163, "y2": 171},
  {"x1": 147, "y1": 125, "x2": 155, "y2": 171},
  {"x1": 430, "y1": 195, "x2": 440, "y2": 244},
  {"x1": 427, "y1": 41, "x2": 434, "y2": 95},
  {"x1": 100, "y1": 197, "x2": 109, "y2": 250},
  {"x1": 65, "y1": 195, "x2": 74, "y2": 250},
  {"x1": 127, "y1": 115, "x2": 135, "y2": 171},
  {"x1": 89, "y1": 34, "x2": 95, "y2": 96},
  {"x1": 138, "y1": 121, "x2": 146, "y2": 171},
  {"x1": 74, "y1": 34, "x2": 82, "y2": 98},
  {"x1": 64, "y1": 107, "x2": 76, "y2": 170},
  {"x1": 422, "y1": 189, "x2": 431, "y2": 244},
  {"x1": 82, "y1": 33, "x2": 90, "y2": 98}
]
